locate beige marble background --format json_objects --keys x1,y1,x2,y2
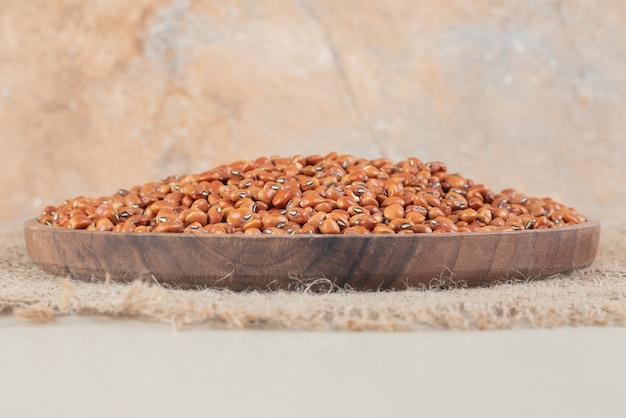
[{"x1": 1, "y1": 0, "x2": 624, "y2": 221}]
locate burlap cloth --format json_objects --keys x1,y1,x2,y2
[{"x1": 1, "y1": 221, "x2": 624, "y2": 330}]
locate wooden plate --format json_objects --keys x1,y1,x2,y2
[{"x1": 23, "y1": 219, "x2": 600, "y2": 290}]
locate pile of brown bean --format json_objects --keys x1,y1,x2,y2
[{"x1": 38, "y1": 153, "x2": 586, "y2": 235}]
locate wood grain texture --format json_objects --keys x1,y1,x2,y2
[{"x1": 23, "y1": 220, "x2": 601, "y2": 291}]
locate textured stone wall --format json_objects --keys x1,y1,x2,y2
[{"x1": 1, "y1": 0, "x2": 624, "y2": 221}]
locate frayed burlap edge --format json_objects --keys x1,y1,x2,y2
[{"x1": 1, "y1": 221, "x2": 625, "y2": 331}]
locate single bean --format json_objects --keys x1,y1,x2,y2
[
  {"x1": 327, "y1": 210, "x2": 350, "y2": 228},
  {"x1": 156, "y1": 208, "x2": 178, "y2": 224},
  {"x1": 347, "y1": 205, "x2": 370, "y2": 216},
  {"x1": 380, "y1": 196, "x2": 405, "y2": 208},
  {"x1": 95, "y1": 218, "x2": 114, "y2": 232},
  {"x1": 69, "y1": 214, "x2": 92, "y2": 229},
  {"x1": 262, "y1": 213, "x2": 289, "y2": 229},
  {"x1": 388, "y1": 218, "x2": 414, "y2": 232},
  {"x1": 153, "y1": 220, "x2": 183, "y2": 233},
  {"x1": 405, "y1": 211, "x2": 426, "y2": 224},
  {"x1": 343, "y1": 226, "x2": 371, "y2": 235},
  {"x1": 373, "y1": 224, "x2": 395, "y2": 234},
  {"x1": 477, "y1": 207, "x2": 492, "y2": 224},
  {"x1": 286, "y1": 208, "x2": 310, "y2": 224},
  {"x1": 458, "y1": 208, "x2": 479, "y2": 223},
  {"x1": 313, "y1": 201, "x2": 335, "y2": 213},
  {"x1": 428, "y1": 207, "x2": 446, "y2": 220},
  {"x1": 349, "y1": 214, "x2": 378, "y2": 229},
  {"x1": 383, "y1": 203, "x2": 404, "y2": 221},
  {"x1": 319, "y1": 218, "x2": 341, "y2": 234}
]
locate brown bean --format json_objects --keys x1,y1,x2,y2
[
  {"x1": 262, "y1": 213, "x2": 289, "y2": 229},
  {"x1": 272, "y1": 189, "x2": 297, "y2": 208},
  {"x1": 458, "y1": 208, "x2": 479, "y2": 223},
  {"x1": 424, "y1": 194, "x2": 442, "y2": 208},
  {"x1": 468, "y1": 196, "x2": 483, "y2": 210},
  {"x1": 185, "y1": 209, "x2": 208, "y2": 226},
  {"x1": 207, "y1": 205, "x2": 224, "y2": 224},
  {"x1": 428, "y1": 206, "x2": 445, "y2": 220},
  {"x1": 319, "y1": 219, "x2": 341, "y2": 234},
  {"x1": 300, "y1": 177, "x2": 320, "y2": 191},
  {"x1": 118, "y1": 206, "x2": 143, "y2": 219},
  {"x1": 203, "y1": 224, "x2": 228, "y2": 234},
  {"x1": 386, "y1": 178, "x2": 404, "y2": 196},
  {"x1": 148, "y1": 200, "x2": 176, "y2": 214},
  {"x1": 69, "y1": 214, "x2": 92, "y2": 229},
  {"x1": 94, "y1": 208, "x2": 117, "y2": 225},
  {"x1": 467, "y1": 184, "x2": 490, "y2": 200},
  {"x1": 307, "y1": 211, "x2": 327, "y2": 227},
  {"x1": 255, "y1": 187, "x2": 277, "y2": 205},
  {"x1": 479, "y1": 225, "x2": 499, "y2": 232},
  {"x1": 388, "y1": 218, "x2": 414, "y2": 232},
  {"x1": 526, "y1": 203, "x2": 545, "y2": 217},
  {"x1": 121, "y1": 220, "x2": 137, "y2": 232},
  {"x1": 505, "y1": 220, "x2": 525, "y2": 230},
  {"x1": 492, "y1": 207, "x2": 510, "y2": 220},
  {"x1": 299, "y1": 192, "x2": 326, "y2": 208},
  {"x1": 342, "y1": 170, "x2": 367, "y2": 183},
  {"x1": 349, "y1": 214, "x2": 378, "y2": 229},
  {"x1": 313, "y1": 201, "x2": 335, "y2": 213},
  {"x1": 432, "y1": 216, "x2": 458, "y2": 232},
  {"x1": 286, "y1": 208, "x2": 310, "y2": 225},
  {"x1": 122, "y1": 193, "x2": 142, "y2": 209},
  {"x1": 285, "y1": 195, "x2": 302, "y2": 210},
  {"x1": 490, "y1": 217, "x2": 505, "y2": 227},
  {"x1": 263, "y1": 227, "x2": 289, "y2": 235},
  {"x1": 413, "y1": 224, "x2": 433, "y2": 234},
  {"x1": 380, "y1": 196, "x2": 405, "y2": 208},
  {"x1": 347, "y1": 205, "x2": 369, "y2": 216},
  {"x1": 95, "y1": 218, "x2": 114, "y2": 232},
  {"x1": 235, "y1": 197, "x2": 257, "y2": 211},
  {"x1": 358, "y1": 190, "x2": 379, "y2": 207},
  {"x1": 491, "y1": 195, "x2": 509, "y2": 208},
  {"x1": 156, "y1": 208, "x2": 178, "y2": 224},
  {"x1": 183, "y1": 222, "x2": 205, "y2": 234},
  {"x1": 477, "y1": 207, "x2": 492, "y2": 224},
  {"x1": 405, "y1": 204, "x2": 428, "y2": 217},
  {"x1": 242, "y1": 216, "x2": 263, "y2": 231},
  {"x1": 300, "y1": 223, "x2": 318, "y2": 234},
  {"x1": 153, "y1": 220, "x2": 183, "y2": 233},
  {"x1": 225, "y1": 208, "x2": 251, "y2": 228},
  {"x1": 466, "y1": 222, "x2": 483, "y2": 232},
  {"x1": 563, "y1": 211, "x2": 584, "y2": 224},
  {"x1": 371, "y1": 210, "x2": 384, "y2": 224},
  {"x1": 373, "y1": 224, "x2": 395, "y2": 234},
  {"x1": 191, "y1": 198, "x2": 209, "y2": 213},
  {"x1": 327, "y1": 210, "x2": 350, "y2": 228},
  {"x1": 343, "y1": 226, "x2": 371, "y2": 235},
  {"x1": 509, "y1": 203, "x2": 529, "y2": 215},
  {"x1": 127, "y1": 214, "x2": 149, "y2": 226},
  {"x1": 533, "y1": 216, "x2": 553, "y2": 229},
  {"x1": 447, "y1": 214, "x2": 459, "y2": 224},
  {"x1": 383, "y1": 203, "x2": 404, "y2": 221},
  {"x1": 405, "y1": 211, "x2": 426, "y2": 224},
  {"x1": 164, "y1": 191, "x2": 185, "y2": 204}
]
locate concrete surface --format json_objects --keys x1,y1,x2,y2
[
  {"x1": 1, "y1": 316, "x2": 624, "y2": 418},
  {"x1": 1, "y1": 0, "x2": 625, "y2": 222}
]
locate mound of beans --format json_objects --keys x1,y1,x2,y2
[{"x1": 38, "y1": 153, "x2": 586, "y2": 235}]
